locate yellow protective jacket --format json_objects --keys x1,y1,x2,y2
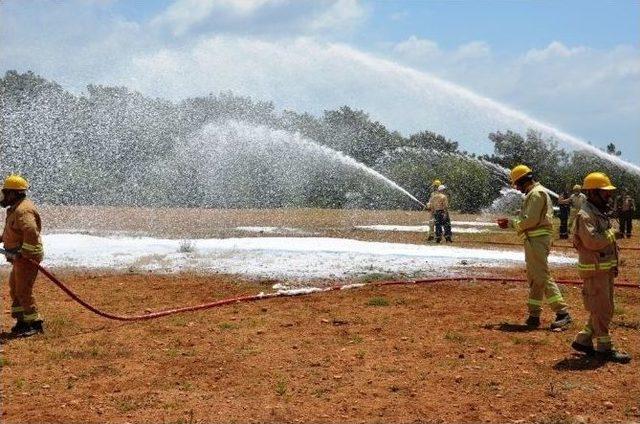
[
  {"x1": 573, "y1": 200, "x2": 618, "y2": 275},
  {"x1": 429, "y1": 192, "x2": 449, "y2": 211},
  {"x1": 1, "y1": 198, "x2": 44, "y2": 259},
  {"x1": 511, "y1": 182, "x2": 554, "y2": 239}
]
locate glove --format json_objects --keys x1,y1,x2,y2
[{"x1": 605, "y1": 229, "x2": 616, "y2": 244}]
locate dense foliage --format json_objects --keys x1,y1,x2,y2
[{"x1": 1, "y1": 71, "x2": 637, "y2": 214}]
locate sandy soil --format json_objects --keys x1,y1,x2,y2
[{"x1": 1, "y1": 207, "x2": 639, "y2": 423}]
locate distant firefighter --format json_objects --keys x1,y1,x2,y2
[
  {"x1": 425, "y1": 179, "x2": 441, "y2": 242},
  {"x1": 614, "y1": 189, "x2": 636, "y2": 238},
  {"x1": 1, "y1": 175, "x2": 45, "y2": 337},
  {"x1": 571, "y1": 172, "x2": 631, "y2": 363},
  {"x1": 430, "y1": 184, "x2": 452, "y2": 243},
  {"x1": 568, "y1": 184, "x2": 586, "y2": 232},
  {"x1": 557, "y1": 189, "x2": 572, "y2": 239},
  {"x1": 508, "y1": 165, "x2": 572, "y2": 329}
]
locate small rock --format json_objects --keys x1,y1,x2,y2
[
  {"x1": 401, "y1": 336, "x2": 409, "y2": 341},
  {"x1": 41, "y1": 384, "x2": 50, "y2": 389},
  {"x1": 333, "y1": 375, "x2": 342, "y2": 380},
  {"x1": 256, "y1": 329, "x2": 264, "y2": 334},
  {"x1": 144, "y1": 308, "x2": 152, "y2": 313},
  {"x1": 477, "y1": 347, "x2": 486, "y2": 353},
  {"x1": 321, "y1": 319, "x2": 330, "y2": 324},
  {"x1": 454, "y1": 375, "x2": 462, "y2": 383},
  {"x1": 603, "y1": 401, "x2": 614, "y2": 409},
  {"x1": 261, "y1": 307, "x2": 268, "y2": 312},
  {"x1": 458, "y1": 353, "x2": 465, "y2": 359}
]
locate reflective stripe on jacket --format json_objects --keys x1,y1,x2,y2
[
  {"x1": 512, "y1": 182, "x2": 554, "y2": 239},
  {"x1": 572, "y1": 200, "x2": 617, "y2": 275},
  {"x1": 1, "y1": 198, "x2": 44, "y2": 259}
]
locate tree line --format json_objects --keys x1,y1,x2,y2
[{"x1": 1, "y1": 70, "x2": 637, "y2": 215}]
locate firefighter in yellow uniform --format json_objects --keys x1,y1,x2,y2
[
  {"x1": 426, "y1": 179, "x2": 441, "y2": 242},
  {"x1": 570, "y1": 172, "x2": 631, "y2": 363},
  {"x1": 509, "y1": 165, "x2": 572, "y2": 329},
  {"x1": 1, "y1": 175, "x2": 45, "y2": 337}
]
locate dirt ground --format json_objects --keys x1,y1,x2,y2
[{"x1": 1, "y1": 207, "x2": 639, "y2": 424}]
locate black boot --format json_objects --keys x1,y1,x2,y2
[
  {"x1": 595, "y1": 349, "x2": 631, "y2": 364},
  {"x1": 427, "y1": 235, "x2": 434, "y2": 242},
  {"x1": 525, "y1": 316, "x2": 540, "y2": 328},
  {"x1": 30, "y1": 320, "x2": 44, "y2": 334},
  {"x1": 550, "y1": 313, "x2": 572, "y2": 329},
  {"x1": 435, "y1": 238, "x2": 442, "y2": 243},
  {"x1": 445, "y1": 237, "x2": 452, "y2": 243},
  {"x1": 10, "y1": 321, "x2": 37, "y2": 338}
]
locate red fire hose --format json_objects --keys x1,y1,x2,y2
[{"x1": 29, "y1": 259, "x2": 639, "y2": 322}]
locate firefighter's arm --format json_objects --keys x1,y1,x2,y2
[
  {"x1": 575, "y1": 214, "x2": 614, "y2": 251},
  {"x1": 511, "y1": 191, "x2": 544, "y2": 234},
  {"x1": 17, "y1": 210, "x2": 43, "y2": 258}
]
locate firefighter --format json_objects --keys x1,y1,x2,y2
[
  {"x1": 557, "y1": 188, "x2": 571, "y2": 239},
  {"x1": 426, "y1": 179, "x2": 441, "y2": 242},
  {"x1": 509, "y1": 165, "x2": 572, "y2": 329},
  {"x1": 431, "y1": 184, "x2": 452, "y2": 243},
  {"x1": 614, "y1": 189, "x2": 636, "y2": 238},
  {"x1": 570, "y1": 172, "x2": 631, "y2": 363},
  {"x1": 568, "y1": 184, "x2": 586, "y2": 231},
  {"x1": 0, "y1": 175, "x2": 45, "y2": 337}
]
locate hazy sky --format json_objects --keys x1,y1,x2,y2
[{"x1": 1, "y1": 0, "x2": 638, "y2": 163}]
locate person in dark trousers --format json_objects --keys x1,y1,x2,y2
[
  {"x1": 615, "y1": 190, "x2": 636, "y2": 238},
  {"x1": 431, "y1": 185, "x2": 452, "y2": 243},
  {"x1": 557, "y1": 189, "x2": 571, "y2": 239}
]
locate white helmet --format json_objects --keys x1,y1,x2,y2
[{"x1": 437, "y1": 185, "x2": 446, "y2": 191}]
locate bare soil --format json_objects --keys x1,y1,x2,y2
[{"x1": 1, "y1": 207, "x2": 639, "y2": 423}]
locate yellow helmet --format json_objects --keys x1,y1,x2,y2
[
  {"x1": 582, "y1": 172, "x2": 616, "y2": 191},
  {"x1": 433, "y1": 179, "x2": 442, "y2": 187},
  {"x1": 572, "y1": 184, "x2": 582, "y2": 191},
  {"x1": 510, "y1": 164, "x2": 532, "y2": 185},
  {"x1": 2, "y1": 174, "x2": 29, "y2": 191}
]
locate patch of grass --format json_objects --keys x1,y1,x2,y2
[
  {"x1": 366, "y1": 297, "x2": 390, "y2": 307},
  {"x1": 14, "y1": 378, "x2": 25, "y2": 389},
  {"x1": 0, "y1": 356, "x2": 9, "y2": 368},
  {"x1": 444, "y1": 331, "x2": 466, "y2": 343},
  {"x1": 355, "y1": 350, "x2": 366, "y2": 360},
  {"x1": 218, "y1": 322, "x2": 239, "y2": 330},
  {"x1": 275, "y1": 380, "x2": 287, "y2": 396},
  {"x1": 349, "y1": 335, "x2": 364, "y2": 344}
]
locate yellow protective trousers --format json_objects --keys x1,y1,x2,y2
[
  {"x1": 9, "y1": 258, "x2": 41, "y2": 322},
  {"x1": 523, "y1": 235, "x2": 568, "y2": 317},
  {"x1": 574, "y1": 271, "x2": 614, "y2": 352}
]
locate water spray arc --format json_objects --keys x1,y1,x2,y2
[
  {"x1": 187, "y1": 121, "x2": 425, "y2": 208},
  {"x1": 329, "y1": 44, "x2": 640, "y2": 176}
]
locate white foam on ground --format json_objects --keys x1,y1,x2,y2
[
  {"x1": 235, "y1": 226, "x2": 308, "y2": 234},
  {"x1": 27, "y1": 234, "x2": 575, "y2": 280},
  {"x1": 355, "y1": 225, "x2": 492, "y2": 233}
]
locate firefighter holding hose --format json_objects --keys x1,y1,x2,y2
[
  {"x1": 426, "y1": 179, "x2": 441, "y2": 242},
  {"x1": 570, "y1": 172, "x2": 630, "y2": 363},
  {"x1": 1, "y1": 175, "x2": 45, "y2": 337},
  {"x1": 508, "y1": 165, "x2": 572, "y2": 329}
]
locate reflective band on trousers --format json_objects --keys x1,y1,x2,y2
[
  {"x1": 546, "y1": 294, "x2": 563, "y2": 304},
  {"x1": 11, "y1": 306, "x2": 24, "y2": 312},
  {"x1": 23, "y1": 312, "x2": 39, "y2": 322},
  {"x1": 519, "y1": 228, "x2": 552, "y2": 240},
  {"x1": 527, "y1": 298, "x2": 543, "y2": 306},
  {"x1": 596, "y1": 336, "x2": 611, "y2": 343},
  {"x1": 577, "y1": 260, "x2": 618, "y2": 271},
  {"x1": 21, "y1": 242, "x2": 44, "y2": 254}
]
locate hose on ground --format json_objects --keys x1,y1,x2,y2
[{"x1": 28, "y1": 259, "x2": 640, "y2": 322}]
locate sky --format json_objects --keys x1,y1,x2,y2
[{"x1": 1, "y1": 0, "x2": 639, "y2": 163}]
